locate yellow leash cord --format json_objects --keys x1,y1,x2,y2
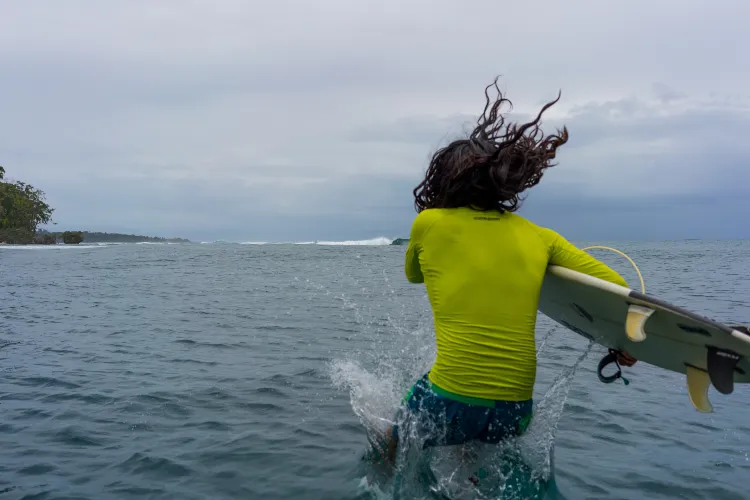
[{"x1": 581, "y1": 245, "x2": 646, "y2": 294}]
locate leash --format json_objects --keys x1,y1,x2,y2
[
  {"x1": 582, "y1": 246, "x2": 643, "y2": 386},
  {"x1": 597, "y1": 349, "x2": 630, "y2": 385}
]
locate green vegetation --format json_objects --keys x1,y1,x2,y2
[
  {"x1": 78, "y1": 232, "x2": 190, "y2": 243},
  {"x1": 34, "y1": 230, "x2": 190, "y2": 244},
  {"x1": 0, "y1": 166, "x2": 55, "y2": 244},
  {"x1": 391, "y1": 238, "x2": 409, "y2": 246},
  {"x1": 36, "y1": 233, "x2": 56, "y2": 245},
  {"x1": 1, "y1": 166, "x2": 190, "y2": 245},
  {"x1": 62, "y1": 231, "x2": 84, "y2": 244}
]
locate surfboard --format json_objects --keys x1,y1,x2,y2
[{"x1": 538, "y1": 265, "x2": 750, "y2": 413}]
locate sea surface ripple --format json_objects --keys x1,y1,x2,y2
[{"x1": 0, "y1": 240, "x2": 748, "y2": 499}]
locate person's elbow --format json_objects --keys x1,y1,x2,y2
[{"x1": 405, "y1": 269, "x2": 424, "y2": 284}]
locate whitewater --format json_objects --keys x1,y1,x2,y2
[
  {"x1": 219, "y1": 237, "x2": 398, "y2": 246},
  {"x1": 1, "y1": 236, "x2": 401, "y2": 247}
]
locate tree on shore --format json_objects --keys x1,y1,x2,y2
[
  {"x1": 62, "y1": 231, "x2": 84, "y2": 244},
  {"x1": 0, "y1": 166, "x2": 55, "y2": 244}
]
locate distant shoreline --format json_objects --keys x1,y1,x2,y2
[
  {"x1": 36, "y1": 230, "x2": 191, "y2": 244},
  {"x1": 3, "y1": 234, "x2": 409, "y2": 246}
]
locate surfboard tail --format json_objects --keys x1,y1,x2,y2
[{"x1": 684, "y1": 346, "x2": 745, "y2": 412}]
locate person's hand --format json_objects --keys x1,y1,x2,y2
[{"x1": 617, "y1": 351, "x2": 637, "y2": 367}]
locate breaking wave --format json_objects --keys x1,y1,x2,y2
[
  {"x1": 308, "y1": 237, "x2": 395, "y2": 246},
  {"x1": 236, "y1": 237, "x2": 397, "y2": 246}
]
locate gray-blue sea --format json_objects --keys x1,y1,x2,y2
[{"x1": 1, "y1": 239, "x2": 748, "y2": 500}]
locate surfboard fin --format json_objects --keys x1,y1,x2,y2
[
  {"x1": 706, "y1": 347, "x2": 741, "y2": 395},
  {"x1": 686, "y1": 365, "x2": 713, "y2": 413},
  {"x1": 625, "y1": 304, "x2": 654, "y2": 342}
]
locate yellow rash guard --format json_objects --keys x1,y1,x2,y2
[{"x1": 404, "y1": 207, "x2": 628, "y2": 402}]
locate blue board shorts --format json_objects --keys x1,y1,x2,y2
[{"x1": 392, "y1": 374, "x2": 533, "y2": 448}]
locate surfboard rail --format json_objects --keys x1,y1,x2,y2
[
  {"x1": 546, "y1": 265, "x2": 750, "y2": 344},
  {"x1": 541, "y1": 265, "x2": 750, "y2": 413}
]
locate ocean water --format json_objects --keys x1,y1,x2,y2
[{"x1": 0, "y1": 239, "x2": 748, "y2": 500}]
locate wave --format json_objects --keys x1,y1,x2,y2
[
  {"x1": 0, "y1": 242, "x2": 184, "y2": 249},
  {"x1": 314, "y1": 237, "x2": 394, "y2": 246},
  {"x1": 203, "y1": 237, "x2": 399, "y2": 246},
  {"x1": 4, "y1": 238, "x2": 402, "y2": 248},
  {"x1": 236, "y1": 237, "x2": 396, "y2": 246},
  {"x1": 0, "y1": 244, "x2": 105, "y2": 250}
]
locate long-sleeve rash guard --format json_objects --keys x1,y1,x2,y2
[{"x1": 405, "y1": 207, "x2": 628, "y2": 402}]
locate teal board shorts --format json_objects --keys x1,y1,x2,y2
[{"x1": 392, "y1": 374, "x2": 533, "y2": 448}]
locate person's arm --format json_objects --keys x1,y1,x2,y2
[
  {"x1": 404, "y1": 210, "x2": 438, "y2": 284},
  {"x1": 537, "y1": 226, "x2": 629, "y2": 288},
  {"x1": 536, "y1": 225, "x2": 637, "y2": 364},
  {"x1": 404, "y1": 238, "x2": 423, "y2": 283}
]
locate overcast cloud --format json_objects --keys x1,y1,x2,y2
[{"x1": 1, "y1": 0, "x2": 748, "y2": 242}]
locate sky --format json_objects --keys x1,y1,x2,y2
[{"x1": 1, "y1": 0, "x2": 749, "y2": 242}]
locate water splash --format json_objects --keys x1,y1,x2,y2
[
  {"x1": 535, "y1": 325, "x2": 559, "y2": 358},
  {"x1": 330, "y1": 314, "x2": 592, "y2": 500},
  {"x1": 516, "y1": 342, "x2": 596, "y2": 478},
  {"x1": 315, "y1": 258, "x2": 590, "y2": 499}
]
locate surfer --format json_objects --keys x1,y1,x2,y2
[{"x1": 378, "y1": 77, "x2": 637, "y2": 466}]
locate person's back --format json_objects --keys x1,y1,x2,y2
[
  {"x1": 374, "y1": 76, "x2": 636, "y2": 467},
  {"x1": 404, "y1": 207, "x2": 627, "y2": 403}
]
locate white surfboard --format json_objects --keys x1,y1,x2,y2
[{"x1": 538, "y1": 265, "x2": 750, "y2": 413}]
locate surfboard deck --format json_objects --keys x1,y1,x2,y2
[{"x1": 538, "y1": 265, "x2": 750, "y2": 413}]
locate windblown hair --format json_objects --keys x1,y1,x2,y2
[{"x1": 413, "y1": 77, "x2": 569, "y2": 213}]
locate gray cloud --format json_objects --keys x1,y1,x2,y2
[{"x1": 1, "y1": 1, "x2": 749, "y2": 241}]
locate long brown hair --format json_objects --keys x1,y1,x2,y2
[{"x1": 413, "y1": 76, "x2": 569, "y2": 213}]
